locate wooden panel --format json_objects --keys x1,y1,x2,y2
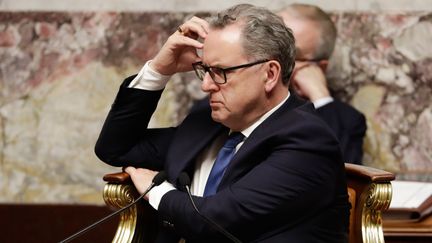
[{"x1": 0, "y1": 204, "x2": 118, "y2": 243}]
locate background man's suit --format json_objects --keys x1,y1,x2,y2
[
  {"x1": 95, "y1": 76, "x2": 350, "y2": 242},
  {"x1": 316, "y1": 99, "x2": 366, "y2": 164}
]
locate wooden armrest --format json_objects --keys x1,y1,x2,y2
[
  {"x1": 103, "y1": 171, "x2": 157, "y2": 243},
  {"x1": 103, "y1": 172, "x2": 131, "y2": 183},
  {"x1": 345, "y1": 163, "x2": 395, "y2": 182},
  {"x1": 345, "y1": 163, "x2": 395, "y2": 243}
]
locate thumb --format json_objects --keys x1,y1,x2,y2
[{"x1": 124, "y1": 166, "x2": 136, "y2": 175}]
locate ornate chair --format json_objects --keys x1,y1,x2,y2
[
  {"x1": 345, "y1": 163, "x2": 394, "y2": 243},
  {"x1": 103, "y1": 163, "x2": 395, "y2": 243},
  {"x1": 103, "y1": 172, "x2": 158, "y2": 243}
]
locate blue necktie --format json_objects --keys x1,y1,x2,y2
[{"x1": 204, "y1": 132, "x2": 245, "y2": 196}]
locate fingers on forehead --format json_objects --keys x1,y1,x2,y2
[
  {"x1": 186, "y1": 21, "x2": 208, "y2": 38},
  {"x1": 190, "y1": 16, "x2": 210, "y2": 30},
  {"x1": 178, "y1": 35, "x2": 204, "y2": 49}
]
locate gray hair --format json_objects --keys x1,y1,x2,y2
[
  {"x1": 209, "y1": 4, "x2": 296, "y2": 85},
  {"x1": 280, "y1": 3, "x2": 337, "y2": 60}
]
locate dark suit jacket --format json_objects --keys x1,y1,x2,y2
[
  {"x1": 316, "y1": 100, "x2": 366, "y2": 164},
  {"x1": 95, "y1": 76, "x2": 350, "y2": 243}
]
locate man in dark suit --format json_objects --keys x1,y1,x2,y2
[
  {"x1": 95, "y1": 4, "x2": 349, "y2": 242},
  {"x1": 278, "y1": 4, "x2": 367, "y2": 164}
]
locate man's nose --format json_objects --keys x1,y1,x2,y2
[{"x1": 201, "y1": 73, "x2": 219, "y2": 92}]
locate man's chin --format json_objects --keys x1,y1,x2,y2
[{"x1": 211, "y1": 111, "x2": 225, "y2": 124}]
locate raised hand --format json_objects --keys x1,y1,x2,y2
[
  {"x1": 291, "y1": 62, "x2": 330, "y2": 102},
  {"x1": 150, "y1": 16, "x2": 210, "y2": 75}
]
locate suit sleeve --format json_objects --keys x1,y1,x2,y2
[
  {"x1": 316, "y1": 100, "x2": 367, "y2": 164},
  {"x1": 94, "y1": 75, "x2": 175, "y2": 169},
  {"x1": 342, "y1": 111, "x2": 366, "y2": 164}
]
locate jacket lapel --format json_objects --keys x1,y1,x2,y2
[{"x1": 218, "y1": 94, "x2": 308, "y2": 189}]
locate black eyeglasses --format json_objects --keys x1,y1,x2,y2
[{"x1": 192, "y1": 59, "x2": 269, "y2": 84}]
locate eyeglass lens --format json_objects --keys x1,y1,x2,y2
[{"x1": 194, "y1": 65, "x2": 226, "y2": 84}]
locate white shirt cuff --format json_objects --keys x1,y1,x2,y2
[
  {"x1": 148, "y1": 181, "x2": 176, "y2": 210},
  {"x1": 128, "y1": 61, "x2": 171, "y2": 90},
  {"x1": 313, "y1": 97, "x2": 334, "y2": 109}
]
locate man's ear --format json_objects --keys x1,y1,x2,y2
[
  {"x1": 317, "y1": 59, "x2": 329, "y2": 72},
  {"x1": 264, "y1": 60, "x2": 281, "y2": 93}
]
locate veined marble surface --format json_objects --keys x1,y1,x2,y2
[{"x1": 0, "y1": 11, "x2": 431, "y2": 203}]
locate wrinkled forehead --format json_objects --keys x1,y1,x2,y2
[{"x1": 202, "y1": 24, "x2": 247, "y2": 64}]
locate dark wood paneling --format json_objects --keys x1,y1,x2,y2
[{"x1": 0, "y1": 204, "x2": 118, "y2": 243}]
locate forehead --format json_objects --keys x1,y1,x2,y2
[
  {"x1": 202, "y1": 24, "x2": 246, "y2": 65},
  {"x1": 280, "y1": 15, "x2": 319, "y2": 57},
  {"x1": 282, "y1": 15, "x2": 317, "y2": 39}
]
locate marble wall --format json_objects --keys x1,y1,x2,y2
[
  {"x1": 328, "y1": 12, "x2": 432, "y2": 180},
  {"x1": 0, "y1": 9, "x2": 431, "y2": 203}
]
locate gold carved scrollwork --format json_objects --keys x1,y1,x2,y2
[
  {"x1": 103, "y1": 183, "x2": 140, "y2": 243},
  {"x1": 361, "y1": 182, "x2": 393, "y2": 243}
]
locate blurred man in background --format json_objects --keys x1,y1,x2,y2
[{"x1": 278, "y1": 3, "x2": 367, "y2": 164}]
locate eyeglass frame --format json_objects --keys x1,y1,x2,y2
[{"x1": 192, "y1": 59, "x2": 270, "y2": 84}]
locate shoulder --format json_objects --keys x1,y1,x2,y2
[
  {"x1": 263, "y1": 97, "x2": 340, "y2": 146},
  {"x1": 281, "y1": 94, "x2": 333, "y2": 131},
  {"x1": 316, "y1": 99, "x2": 366, "y2": 129},
  {"x1": 256, "y1": 101, "x2": 344, "y2": 165}
]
